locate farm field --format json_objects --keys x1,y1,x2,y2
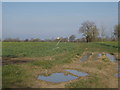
[
  {"x1": 2, "y1": 41, "x2": 119, "y2": 88},
  {"x1": 97, "y1": 42, "x2": 119, "y2": 48}
]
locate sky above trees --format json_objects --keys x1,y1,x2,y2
[{"x1": 2, "y1": 2, "x2": 118, "y2": 40}]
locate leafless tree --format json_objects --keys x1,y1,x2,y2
[
  {"x1": 79, "y1": 21, "x2": 99, "y2": 42},
  {"x1": 114, "y1": 24, "x2": 120, "y2": 41},
  {"x1": 30, "y1": 38, "x2": 41, "y2": 42},
  {"x1": 3, "y1": 38, "x2": 20, "y2": 42},
  {"x1": 100, "y1": 25, "x2": 106, "y2": 41},
  {"x1": 69, "y1": 35, "x2": 76, "y2": 42},
  {"x1": 24, "y1": 39, "x2": 29, "y2": 42}
]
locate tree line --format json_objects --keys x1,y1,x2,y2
[
  {"x1": 79, "y1": 21, "x2": 120, "y2": 42},
  {"x1": 2, "y1": 21, "x2": 120, "y2": 42}
]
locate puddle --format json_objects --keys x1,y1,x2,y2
[
  {"x1": 80, "y1": 53, "x2": 92, "y2": 62},
  {"x1": 106, "y1": 53, "x2": 117, "y2": 62},
  {"x1": 115, "y1": 66, "x2": 120, "y2": 71},
  {"x1": 93, "y1": 53, "x2": 102, "y2": 60},
  {"x1": 114, "y1": 66, "x2": 120, "y2": 78},
  {"x1": 114, "y1": 72, "x2": 120, "y2": 78},
  {"x1": 97, "y1": 53, "x2": 102, "y2": 57},
  {"x1": 65, "y1": 69, "x2": 88, "y2": 77},
  {"x1": 38, "y1": 73, "x2": 77, "y2": 83},
  {"x1": 118, "y1": 66, "x2": 120, "y2": 71}
]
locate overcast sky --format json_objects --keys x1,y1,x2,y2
[{"x1": 2, "y1": 2, "x2": 118, "y2": 40}]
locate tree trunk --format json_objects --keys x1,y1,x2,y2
[{"x1": 86, "y1": 36, "x2": 89, "y2": 43}]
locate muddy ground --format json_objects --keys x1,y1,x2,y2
[{"x1": 3, "y1": 52, "x2": 119, "y2": 88}]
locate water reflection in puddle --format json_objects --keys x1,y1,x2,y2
[
  {"x1": 93, "y1": 53, "x2": 102, "y2": 60},
  {"x1": 65, "y1": 70, "x2": 88, "y2": 77},
  {"x1": 115, "y1": 66, "x2": 120, "y2": 71},
  {"x1": 118, "y1": 66, "x2": 120, "y2": 71},
  {"x1": 38, "y1": 73, "x2": 77, "y2": 83},
  {"x1": 80, "y1": 53, "x2": 92, "y2": 62},
  {"x1": 97, "y1": 53, "x2": 102, "y2": 57},
  {"x1": 106, "y1": 53, "x2": 117, "y2": 62},
  {"x1": 114, "y1": 65, "x2": 120, "y2": 78}
]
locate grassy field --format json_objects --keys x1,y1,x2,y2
[
  {"x1": 2, "y1": 41, "x2": 119, "y2": 88},
  {"x1": 97, "y1": 41, "x2": 119, "y2": 48}
]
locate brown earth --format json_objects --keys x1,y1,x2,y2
[
  {"x1": 20, "y1": 52, "x2": 119, "y2": 88},
  {"x1": 3, "y1": 52, "x2": 119, "y2": 88}
]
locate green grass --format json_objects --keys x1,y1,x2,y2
[
  {"x1": 2, "y1": 64, "x2": 30, "y2": 88},
  {"x1": 29, "y1": 45, "x2": 83, "y2": 69},
  {"x1": 87, "y1": 42, "x2": 118, "y2": 53},
  {"x1": 2, "y1": 42, "x2": 118, "y2": 58},
  {"x1": 65, "y1": 75, "x2": 107, "y2": 88},
  {"x1": 96, "y1": 41, "x2": 119, "y2": 51},
  {"x1": 2, "y1": 42, "x2": 79, "y2": 57},
  {"x1": 30, "y1": 60, "x2": 53, "y2": 69},
  {"x1": 2, "y1": 41, "x2": 119, "y2": 88},
  {"x1": 98, "y1": 41, "x2": 118, "y2": 46}
]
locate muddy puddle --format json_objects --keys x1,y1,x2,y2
[
  {"x1": 96, "y1": 53, "x2": 102, "y2": 57},
  {"x1": 106, "y1": 53, "x2": 117, "y2": 62},
  {"x1": 118, "y1": 66, "x2": 120, "y2": 71},
  {"x1": 93, "y1": 53, "x2": 102, "y2": 60},
  {"x1": 38, "y1": 73, "x2": 77, "y2": 83},
  {"x1": 115, "y1": 66, "x2": 120, "y2": 71},
  {"x1": 65, "y1": 69, "x2": 88, "y2": 77},
  {"x1": 38, "y1": 70, "x2": 88, "y2": 83},
  {"x1": 114, "y1": 65, "x2": 120, "y2": 78},
  {"x1": 80, "y1": 53, "x2": 92, "y2": 62}
]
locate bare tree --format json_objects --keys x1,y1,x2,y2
[
  {"x1": 69, "y1": 35, "x2": 76, "y2": 42},
  {"x1": 61, "y1": 37, "x2": 68, "y2": 42},
  {"x1": 100, "y1": 25, "x2": 106, "y2": 41},
  {"x1": 30, "y1": 38, "x2": 41, "y2": 42},
  {"x1": 114, "y1": 24, "x2": 120, "y2": 41},
  {"x1": 79, "y1": 21, "x2": 99, "y2": 42},
  {"x1": 3, "y1": 38, "x2": 20, "y2": 42},
  {"x1": 24, "y1": 39, "x2": 29, "y2": 42}
]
